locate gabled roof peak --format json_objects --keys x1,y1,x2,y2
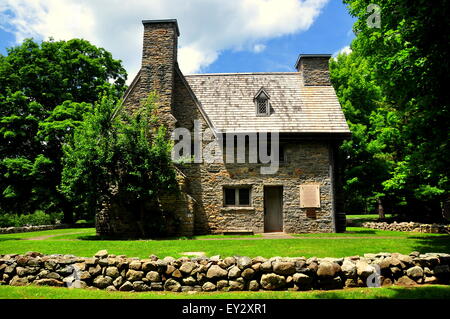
[{"x1": 254, "y1": 87, "x2": 270, "y2": 100}]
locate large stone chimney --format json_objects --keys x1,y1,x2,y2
[
  {"x1": 140, "y1": 19, "x2": 180, "y2": 128},
  {"x1": 295, "y1": 54, "x2": 332, "y2": 86}
]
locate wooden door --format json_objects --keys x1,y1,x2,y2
[{"x1": 264, "y1": 186, "x2": 283, "y2": 232}]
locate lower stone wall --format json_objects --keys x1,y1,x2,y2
[
  {"x1": 363, "y1": 222, "x2": 450, "y2": 234},
  {"x1": 0, "y1": 224, "x2": 93, "y2": 235},
  {"x1": 1, "y1": 251, "x2": 449, "y2": 292}
]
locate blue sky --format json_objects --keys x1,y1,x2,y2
[
  {"x1": 204, "y1": 1, "x2": 355, "y2": 73},
  {"x1": 0, "y1": 0, "x2": 355, "y2": 80}
]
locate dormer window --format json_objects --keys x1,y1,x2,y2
[{"x1": 254, "y1": 87, "x2": 270, "y2": 116}]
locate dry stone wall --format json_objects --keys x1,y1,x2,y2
[
  {"x1": 1, "y1": 250, "x2": 449, "y2": 292},
  {"x1": 363, "y1": 222, "x2": 450, "y2": 234}
]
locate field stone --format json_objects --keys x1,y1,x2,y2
[
  {"x1": 146, "y1": 271, "x2": 161, "y2": 282},
  {"x1": 172, "y1": 269, "x2": 183, "y2": 279},
  {"x1": 142, "y1": 261, "x2": 157, "y2": 272},
  {"x1": 223, "y1": 257, "x2": 236, "y2": 267},
  {"x1": 396, "y1": 276, "x2": 416, "y2": 286},
  {"x1": 237, "y1": 256, "x2": 252, "y2": 270},
  {"x1": 241, "y1": 268, "x2": 255, "y2": 280},
  {"x1": 249, "y1": 280, "x2": 260, "y2": 291},
  {"x1": 356, "y1": 260, "x2": 376, "y2": 278},
  {"x1": 341, "y1": 260, "x2": 357, "y2": 278},
  {"x1": 93, "y1": 275, "x2": 113, "y2": 289},
  {"x1": 94, "y1": 250, "x2": 108, "y2": 258},
  {"x1": 10, "y1": 276, "x2": 29, "y2": 286},
  {"x1": 129, "y1": 261, "x2": 142, "y2": 270},
  {"x1": 164, "y1": 279, "x2": 181, "y2": 292},
  {"x1": 228, "y1": 279, "x2": 244, "y2": 291},
  {"x1": 317, "y1": 261, "x2": 340, "y2": 278},
  {"x1": 293, "y1": 273, "x2": 313, "y2": 290},
  {"x1": 217, "y1": 280, "x2": 229, "y2": 291},
  {"x1": 133, "y1": 281, "x2": 150, "y2": 292},
  {"x1": 106, "y1": 285, "x2": 117, "y2": 292},
  {"x1": 88, "y1": 264, "x2": 102, "y2": 277},
  {"x1": 228, "y1": 266, "x2": 241, "y2": 279},
  {"x1": 182, "y1": 276, "x2": 197, "y2": 286},
  {"x1": 33, "y1": 278, "x2": 64, "y2": 287},
  {"x1": 406, "y1": 266, "x2": 424, "y2": 279},
  {"x1": 126, "y1": 269, "x2": 143, "y2": 281},
  {"x1": 119, "y1": 281, "x2": 133, "y2": 291},
  {"x1": 273, "y1": 262, "x2": 296, "y2": 276},
  {"x1": 260, "y1": 273, "x2": 286, "y2": 290},
  {"x1": 202, "y1": 282, "x2": 216, "y2": 292},
  {"x1": 105, "y1": 267, "x2": 119, "y2": 278},
  {"x1": 113, "y1": 276, "x2": 124, "y2": 288},
  {"x1": 260, "y1": 261, "x2": 272, "y2": 273},
  {"x1": 179, "y1": 262, "x2": 195, "y2": 275},
  {"x1": 206, "y1": 265, "x2": 228, "y2": 279}
]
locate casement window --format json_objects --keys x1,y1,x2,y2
[
  {"x1": 254, "y1": 87, "x2": 270, "y2": 116},
  {"x1": 224, "y1": 187, "x2": 251, "y2": 206}
]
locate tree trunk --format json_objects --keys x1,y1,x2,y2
[
  {"x1": 377, "y1": 198, "x2": 385, "y2": 220},
  {"x1": 61, "y1": 197, "x2": 74, "y2": 224}
]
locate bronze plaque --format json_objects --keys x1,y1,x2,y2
[{"x1": 300, "y1": 184, "x2": 320, "y2": 208}]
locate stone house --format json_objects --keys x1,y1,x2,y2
[{"x1": 96, "y1": 19, "x2": 351, "y2": 237}]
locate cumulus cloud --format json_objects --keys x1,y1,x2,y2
[
  {"x1": 333, "y1": 45, "x2": 352, "y2": 57},
  {"x1": 252, "y1": 44, "x2": 266, "y2": 53},
  {"x1": 0, "y1": 0, "x2": 329, "y2": 81}
]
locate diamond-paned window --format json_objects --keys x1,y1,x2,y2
[
  {"x1": 254, "y1": 88, "x2": 270, "y2": 116},
  {"x1": 257, "y1": 98, "x2": 268, "y2": 115}
]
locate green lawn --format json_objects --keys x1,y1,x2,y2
[
  {"x1": 1, "y1": 227, "x2": 449, "y2": 259},
  {"x1": 1, "y1": 285, "x2": 450, "y2": 299}
]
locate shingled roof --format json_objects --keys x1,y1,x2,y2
[{"x1": 184, "y1": 72, "x2": 350, "y2": 135}]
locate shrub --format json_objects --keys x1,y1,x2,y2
[{"x1": 0, "y1": 211, "x2": 63, "y2": 227}]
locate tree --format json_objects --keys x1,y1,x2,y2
[
  {"x1": 337, "y1": 0, "x2": 449, "y2": 220},
  {"x1": 60, "y1": 93, "x2": 178, "y2": 236},
  {"x1": 0, "y1": 38, "x2": 127, "y2": 222}
]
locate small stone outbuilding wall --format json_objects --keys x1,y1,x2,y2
[{"x1": 1, "y1": 251, "x2": 449, "y2": 292}]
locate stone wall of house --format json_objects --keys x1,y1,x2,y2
[
  {"x1": 297, "y1": 56, "x2": 331, "y2": 86},
  {"x1": 2, "y1": 250, "x2": 449, "y2": 292},
  {"x1": 363, "y1": 222, "x2": 450, "y2": 234},
  {"x1": 177, "y1": 141, "x2": 336, "y2": 234}
]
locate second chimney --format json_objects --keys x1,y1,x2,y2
[{"x1": 295, "y1": 54, "x2": 332, "y2": 86}]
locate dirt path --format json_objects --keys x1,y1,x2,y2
[{"x1": 24, "y1": 231, "x2": 88, "y2": 241}]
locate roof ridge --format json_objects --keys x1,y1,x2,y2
[{"x1": 184, "y1": 72, "x2": 299, "y2": 77}]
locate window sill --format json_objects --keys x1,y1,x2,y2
[{"x1": 221, "y1": 207, "x2": 255, "y2": 212}]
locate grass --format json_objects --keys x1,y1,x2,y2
[
  {"x1": 1, "y1": 227, "x2": 449, "y2": 259},
  {"x1": 1, "y1": 285, "x2": 450, "y2": 299}
]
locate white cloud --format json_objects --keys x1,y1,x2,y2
[
  {"x1": 333, "y1": 45, "x2": 352, "y2": 57},
  {"x1": 0, "y1": 0, "x2": 329, "y2": 82},
  {"x1": 252, "y1": 44, "x2": 266, "y2": 53}
]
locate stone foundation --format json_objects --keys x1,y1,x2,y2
[{"x1": 1, "y1": 251, "x2": 449, "y2": 292}]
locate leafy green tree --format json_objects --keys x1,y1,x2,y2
[
  {"x1": 60, "y1": 94, "x2": 178, "y2": 236},
  {"x1": 337, "y1": 0, "x2": 449, "y2": 220},
  {"x1": 0, "y1": 38, "x2": 127, "y2": 222}
]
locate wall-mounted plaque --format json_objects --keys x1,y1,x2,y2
[{"x1": 300, "y1": 184, "x2": 320, "y2": 208}]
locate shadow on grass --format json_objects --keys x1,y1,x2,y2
[
  {"x1": 75, "y1": 235, "x2": 200, "y2": 241},
  {"x1": 0, "y1": 238, "x2": 22, "y2": 242},
  {"x1": 311, "y1": 285, "x2": 450, "y2": 299},
  {"x1": 344, "y1": 229, "x2": 377, "y2": 235},
  {"x1": 408, "y1": 235, "x2": 450, "y2": 253}
]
